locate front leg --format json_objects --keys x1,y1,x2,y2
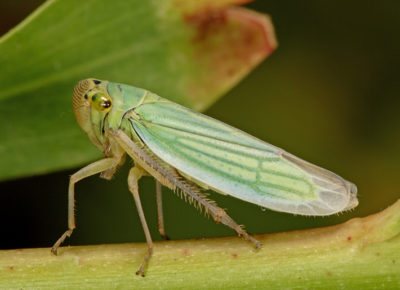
[{"x1": 51, "y1": 157, "x2": 120, "y2": 255}]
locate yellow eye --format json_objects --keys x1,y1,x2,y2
[{"x1": 90, "y1": 92, "x2": 112, "y2": 111}]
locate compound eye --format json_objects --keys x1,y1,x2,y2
[{"x1": 91, "y1": 92, "x2": 112, "y2": 111}]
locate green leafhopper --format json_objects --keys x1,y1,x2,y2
[{"x1": 52, "y1": 78, "x2": 358, "y2": 276}]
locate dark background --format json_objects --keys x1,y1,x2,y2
[{"x1": 1, "y1": 1, "x2": 399, "y2": 249}]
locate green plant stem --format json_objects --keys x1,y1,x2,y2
[{"x1": 1, "y1": 200, "x2": 399, "y2": 289}]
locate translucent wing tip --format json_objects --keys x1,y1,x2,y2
[
  {"x1": 282, "y1": 152, "x2": 359, "y2": 215},
  {"x1": 344, "y1": 182, "x2": 358, "y2": 210}
]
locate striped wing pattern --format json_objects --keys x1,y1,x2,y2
[{"x1": 128, "y1": 99, "x2": 352, "y2": 216}]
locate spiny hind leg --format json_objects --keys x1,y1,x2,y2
[
  {"x1": 51, "y1": 157, "x2": 119, "y2": 255},
  {"x1": 179, "y1": 185, "x2": 261, "y2": 249},
  {"x1": 127, "y1": 166, "x2": 154, "y2": 277},
  {"x1": 209, "y1": 204, "x2": 261, "y2": 248},
  {"x1": 111, "y1": 129, "x2": 260, "y2": 248}
]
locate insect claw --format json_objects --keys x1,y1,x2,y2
[
  {"x1": 248, "y1": 236, "x2": 262, "y2": 249},
  {"x1": 254, "y1": 240, "x2": 262, "y2": 249},
  {"x1": 51, "y1": 247, "x2": 58, "y2": 256},
  {"x1": 161, "y1": 234, "x2": 170, "y2": 240}
]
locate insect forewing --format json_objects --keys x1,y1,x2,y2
[{"x1": 125, "y1": 93, "x2": 357, "y2": 216}]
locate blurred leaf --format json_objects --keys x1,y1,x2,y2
[{"x1": 0, "y1": 0, "x2": 277, "y2": 181}]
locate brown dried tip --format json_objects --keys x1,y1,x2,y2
[{"x1": 174, "y1": 0, "x2": 278, "y2": 110}]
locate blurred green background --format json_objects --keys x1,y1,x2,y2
[{"x1": 0, "y1": 0, "x2": 399, "y2": 250}]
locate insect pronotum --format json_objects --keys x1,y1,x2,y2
[{"x1": 52, "y1": 79, "x2": 358, "y2": 276}]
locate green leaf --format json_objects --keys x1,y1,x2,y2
[{"x1": 0, "y1": 0, "x2": 276, "y2": 181}]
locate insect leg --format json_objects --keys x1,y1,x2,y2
[
  {"x1": 51, "y1": 157, "x2": 119, "y2": 255},
  {"x1": 211, "y1": 206, "x2": 262, "y2": 249},
  {"x1": 112, "y1": 130, "x2": 261, "y2": 248},
  {"x1": 179, "y1": 188, "x2": 262, "y2": 249},
  {"x1": 156, "y1": 181, "x2": 169, "y2": 240},
  {"x1": 128, "y1": 166, "x2": 153, "y2": 277}
]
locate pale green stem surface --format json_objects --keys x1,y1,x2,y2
[{"x1": 1, "y1": 200, "x2": 399, "y2": 289}]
